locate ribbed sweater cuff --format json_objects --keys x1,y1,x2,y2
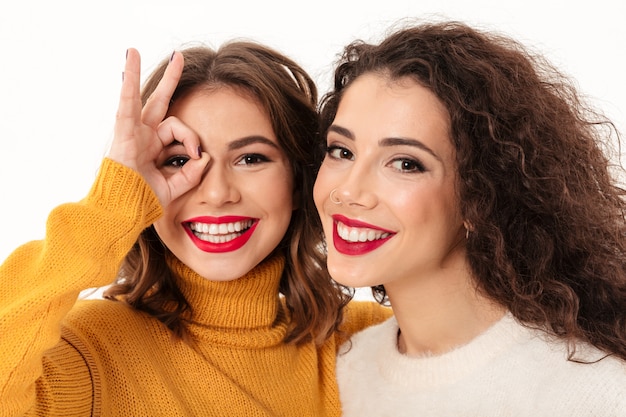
[{"x1": 86, "y1": 158, "x2": 162, "y2": 226}]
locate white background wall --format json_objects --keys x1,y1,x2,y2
[{"x1": 1, "y1": 0, "x2": 624, "y2": 279}]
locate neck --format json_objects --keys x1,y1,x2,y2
[
  {"x1": 387, "y1": 265, "x2": 506, "y2": 356},
  {"x1": 166, "y1": 253, "x2": 292, "y2": 349},
  {"x1": 169, "y1": 253, "x2": 285, "y2": 330}
]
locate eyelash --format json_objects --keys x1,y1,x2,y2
[
  {"x1": 163, "y1": 153, "x2": 272, "y2": 169},
  {"x1": 164, "y1": 155, "x2": 190, "y2": 168},
  {"x1": 326, "y1": 145, "x2": 354, "y2": 161},
  {"x1": 389, "y1": 158, "x2": 426, "y2": 173},
  {"x1": 236, "y1": 153, "x2": 271, "y2": 165},
  {"x1": 326, "y1": 145, "x2": 426, "y2": 173}
]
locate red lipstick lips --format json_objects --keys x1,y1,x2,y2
[
  {"x1": 331, "y1": 214, "x2": 394, "y2": 255},
  {"x1": 183, "y1": 216, "x2": 258, "y2": 253}
]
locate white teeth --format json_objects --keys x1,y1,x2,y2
[
  {"x1": 336, "y1": 221, "x2": 390, "y2": 243},
  {"x1": 189, "y1": 220, "x2": 253, "y2": 243}
]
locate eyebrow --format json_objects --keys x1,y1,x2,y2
[
  {"x1": 164, "y1": 136, "x2": 279, "y2": 151},
  {"x1": 228, "y1": 136, "x2": 280, "y2": 151},
  {"x1": 327, "y1": 124, "x2": 441, "y2": 161}
]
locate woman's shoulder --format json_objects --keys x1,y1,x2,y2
[
  {"x1": 532, "y1": 346, "x2": 626, "y2": 411},
  {"x1": 62, "y1": 298, "x2": 169, "y2": 347}
]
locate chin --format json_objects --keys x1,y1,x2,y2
[{"x1": 328, "y1": 266, "x2": 369, "y2": 288}]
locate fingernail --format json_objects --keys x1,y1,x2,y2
[
  {"x1": 170, "y1": 51, "x2": 175, "y2": 62},
  {"x1": 197, "y1": 146, "x2": 202, "y2": 158},
  {"x1": 125, "y1": 49, "x2": 129, "y2": 60}
]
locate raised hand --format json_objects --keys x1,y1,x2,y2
[{"x1": 108, "y1": 48, "x2": 209, "y2": 207}]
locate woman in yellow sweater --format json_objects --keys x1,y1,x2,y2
[{"x1": 0, "y1": 43, "x2": 390, "y2": 416}]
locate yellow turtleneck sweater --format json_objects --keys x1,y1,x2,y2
[{"x1": 0, "y1": 158, "x2": 391, "y2": 417}]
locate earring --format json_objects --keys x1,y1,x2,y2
[
  {"x1": 464, "y1": 221, "x2": 471, "y2": 239},
  {"x1": 330, "y1": 188, "x2": 342, "y2": 205}
]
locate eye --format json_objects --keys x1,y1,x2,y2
[
  {"x1": 327, "y1": 145, "x2": 354, "y2": 161},
  {"x1": 163, "y1": 155, "x2": 190, "y2": 168},
  {"x1": 389, "y1": 158, "x2": 426, "y2": 173},
  {"x1": 236, "y1": 153, "x2": 270, "y2": 165}
]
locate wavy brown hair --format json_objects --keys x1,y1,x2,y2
[
  {"x1": 105, "y1": 41, "x2": 350, "y2": 345},
  {"x1": 319, "y1": 20, "x2": 626, "y2": 360}
]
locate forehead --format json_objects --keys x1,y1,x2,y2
[
  {"x1": 171, "y1": 84, "x2": 265, "y2": 114},
  {"x1": 163, "y1": 86, "x2": 286, "y2": 157},
  {"x1": 335, "y1": 73, "x2": 451, "y2": 144},
  {"x1": 341, "y1": 72, "x2": 447, "y2": 113},
  {"x1": 169, "y1": 87, "x2": 273, "y2": 130}
]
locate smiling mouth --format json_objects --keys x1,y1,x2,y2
[
  {"x1": 187, "y1": 219, "x2": 255, "y2": 244},
  {"x1": 336, "y1": 221, "x2": 392, "y2": 243}
]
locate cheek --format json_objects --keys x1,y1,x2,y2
[
  {"x1": 263, "y1": 188, "x2": 294, "y2": 238},
  {"x1": 278, "y1": 171, "x2": 295, "y2": 206},
  {"x1": 272, "y1": 189, "x2": 294, "y2": 214},
  {"x1": 253, "y1": 171, "x2": 295, "y2": 214},
  {"x1": 390, "y1": 185, "x2": 458, "y2": 225},
  {"x1": 154, "y1": 201, "x2": 175, "y2": 226},
  {"x1": 313, "y1": 166, "x2": 332, "y2": 210},
  {"x1": 426, "y1": 190, "x2": 463, "y2": 233},
  {"x1": 152, "y1": 196, "x2": 189, "y2": 239},
  {"x1": 312, "y1": 182, "x2": 325, "y2": 211},
  {"x1": 386, "y1": 187, "x2": 419, "y2": 215},
  {"x1": 152, "y1": 218, "x2": 170, "y2": 248},
  {"x1": 153, "y1": 209, "x2": 176, "y2": 238}
]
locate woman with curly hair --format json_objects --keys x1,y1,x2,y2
[{"x1": 314, "y1": 20, "x2": 626, "y2": 415}]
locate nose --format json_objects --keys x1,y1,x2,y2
[
  {"x1": 194, "y1": 163, "x2": 241, "y2": 206},
  {"x1": 333, "y1": 159, "x2": 379, "y2": 209}
]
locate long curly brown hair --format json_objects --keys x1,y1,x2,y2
[
  {"x1": 319, "y1": 20, "x2": 626, "y2": 360},
  {"x1": 105, "y1": 41, "x2": 350, "y2": 345}
]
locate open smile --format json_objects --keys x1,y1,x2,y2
[
  {"x1": 332, "y1": 214, "x2": 395, "y2": 255},
  {"x1": 183, "y1": 216, "x2": 258, "y2": 253}
]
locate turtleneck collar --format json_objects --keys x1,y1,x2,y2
[{"x1": 167, "y1": 253, "x2": 289, "y2": 348}]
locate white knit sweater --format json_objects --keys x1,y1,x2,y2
[{"x1": 336, "y1": 313, "x2": 626, "y2": 416}]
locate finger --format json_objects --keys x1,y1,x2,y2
[
  {"x1": 109, "y1": 48, "x2": 142, "y2": 164},
  {"x1": 167, "y1": 152, "x2": 211, "y2": 201},
  {"x1": 115, "y1": 48, "x2": 141, "y2": 125},
  {"x1": 156, "y1": 116, "x2": 201, "y2": 160},
  {"x1": 142, "y1": 51, "x2": 184, "y2": 128}
]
